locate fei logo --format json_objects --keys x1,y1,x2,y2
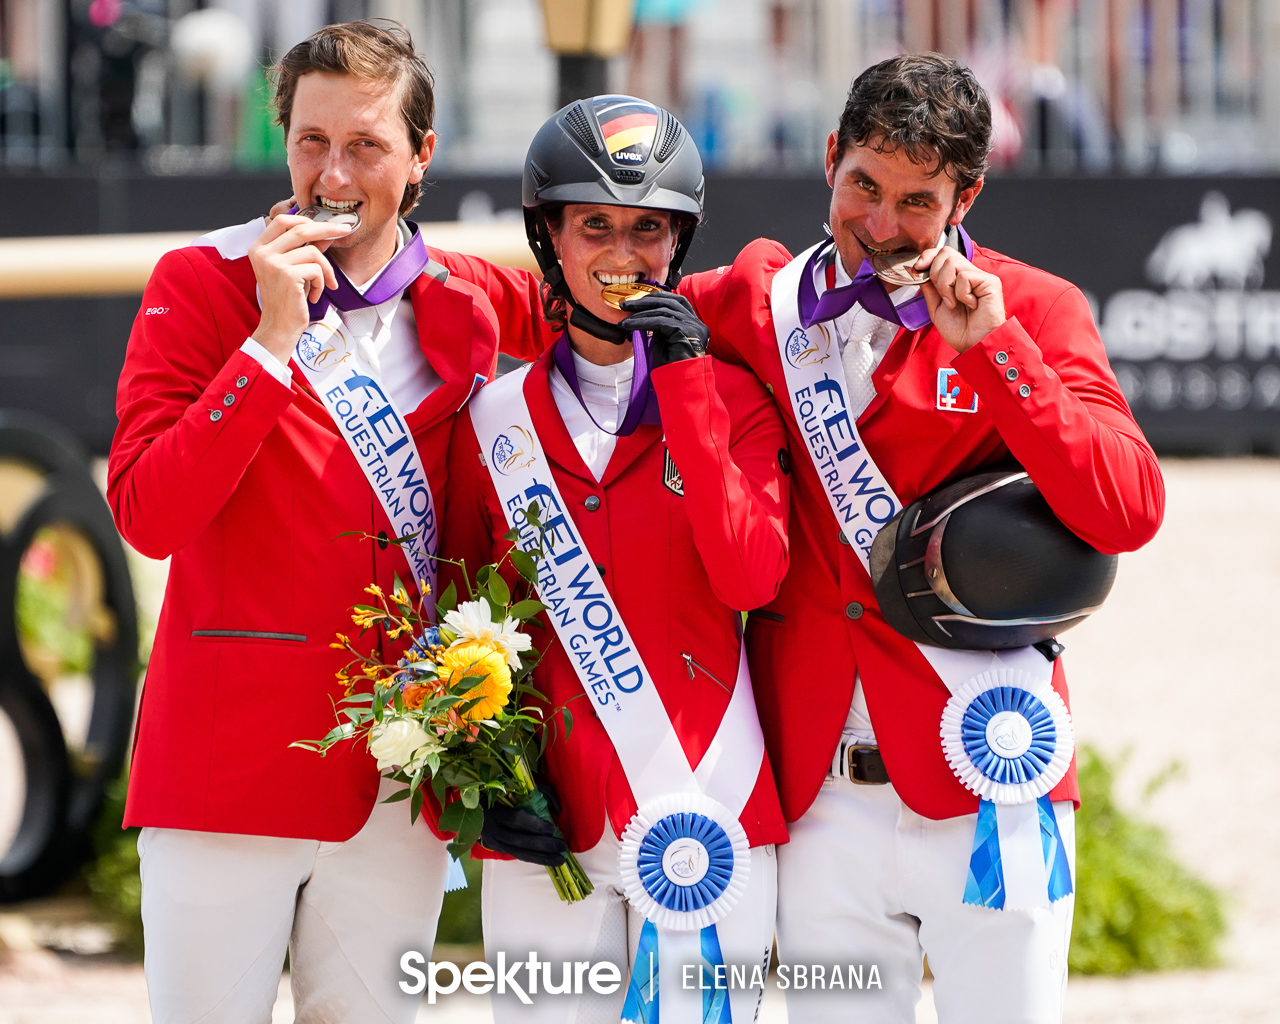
[
  {"x1": 491, "y1": 426, "x2": 537, "y2": 475},
  {"x1": 295, "y1": 324, "x2": 348, "y2": 372},
  {"x1": 783, "y1": 326, "x2": 832, "y2": 368},
  {"x1": 936, "y1": 367, "x2": 979, "y2": 414}
]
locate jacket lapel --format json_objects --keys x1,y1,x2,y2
[
  {"x1": 404, "y1": 271, "x2": 493, "y2": 430},
  {"x1": 524, "y1": 352, "x2": 598, "y2": 486},
  {"x1": 600, "y1": 423, "x2": 662, "y2": 487},
  {"x1": 860, "y1": 324, "x2": 926, "y2": 422}
]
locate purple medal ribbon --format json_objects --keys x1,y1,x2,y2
[
  {"x1": 798, "y1": 225, "x2": 974, "y2": 331},
  {"x1": 304, "y1": 218, "x2": 431, "y2": 320},
  {"x1": 551, "y1": 331, "x2": 661, "y2": 438}
]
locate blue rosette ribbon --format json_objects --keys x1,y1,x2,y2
[
  {"x1": 940, "y1": 668, "x2": 1075, "y2": 910},
  {"x1": 618, "y1": 793, "x2": 750, "y2": 1024}
]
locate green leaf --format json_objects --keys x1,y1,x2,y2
[
  {"x1": 487, "y1": 572, "x2": 511, "y2": 607},
  {"x1": 509, "y1": 599, "x2": 547, "y2": 620},
  {"x1": 561, "y1": 706, "x2": 574, "y2": 738},
  {"x1": 461, "y1": 785, "x2": 480, "y2": 809},
  {"x1": 502, "y1": 526, "x2": 521, "y2": 543},
  {"x1": 437, "y1": 800, "x2": 466, "y2": 833},
  {"x1": 393, "y1": 572, "x2": 406, "y2": 599},
  {"x1": 410, "y1": 786, "x2": 424, "y2": 824},
  {"x1": 476, "y1": 564, "x2": 492, "y2": 587},
  {"x1": 457, "y1": 806, "x2": 485, "y2": 850},
  {"x1": 510, "y1": 549, "x2": 539, "y2": 585},
  {"x1": 436, "y1": 581, "x2": 458, "y2": 617},
  {"x1": 382, "y1": 788, "x2": 411, "y2": 803}
]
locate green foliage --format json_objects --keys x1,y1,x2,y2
[
  {"x1": 83, "y1": 766, "x2": 144, "y2": 959},
  {"x1": 1069, "y1": 745, "x2": 1227, "y2": 974},
  {"x1": 435, "y1": 855, "x2": 484, "y2": 946},
  {"x1": 15, "y1": 561, "x2": 92, "y2": 676}
]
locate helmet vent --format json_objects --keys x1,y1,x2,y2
[
  {"x1": 529, "y1": 161, "x2": 550, "y2": 189},
  {"x1": 563, "y1": 103, "x2": 602, "y2": 156},
  {"x1": 611, "y1": 168, "x2": 645, "y2": 184},
  {"x1": 655, "y1": 115, "x2": 684, "y2": 162}
]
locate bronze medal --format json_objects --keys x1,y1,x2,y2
[
  {"x1": 600, "y1": 281, "x2": 662, "y2": 309},
  {"x1": 870, "y1": 251, "x2": 929, "y2": 287}
]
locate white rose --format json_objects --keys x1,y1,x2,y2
[{"x1": 368, "y1": 718, "x2": 435, "y2": 771}]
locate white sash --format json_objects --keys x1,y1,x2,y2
[
  {"x1": 471, "y1": 366, "x2": 767, "y2": 1022},
  {"x1": 292, "y1": 307, "x2": 438, "y2": 598},
  {"x1": 770, "y1": 244, "x2": 1073, "y2": 911}
]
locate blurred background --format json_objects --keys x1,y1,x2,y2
[{"x1": 1, "y1": 2, "x2": 1278, "y2": 1022}]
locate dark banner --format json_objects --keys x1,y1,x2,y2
[{"x1": 0, "y1": 171, "x2": 1276, "y2": 454}]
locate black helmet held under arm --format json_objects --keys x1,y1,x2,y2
[
  {"x1": 868, "y1": 471, "x2": 1119, "y2": 651},
  {"x1": 522, "y1": 95, "x2": 705, "y2": 305}
]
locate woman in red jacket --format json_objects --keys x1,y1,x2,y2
[{"x1": 444, "y1": 97, "x2": 790, "y2": 1024}]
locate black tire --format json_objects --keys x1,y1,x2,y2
[{"x1": 0, "y1": 411, "x2": 138, "y2": 902}]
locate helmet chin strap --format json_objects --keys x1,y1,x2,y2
[{"x1": 529, "y1": 209, "x2": 636, "y2": 347}]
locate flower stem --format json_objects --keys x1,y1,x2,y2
[{"x1": 512, "y1": 753, "x2": 594, "y2": 903}]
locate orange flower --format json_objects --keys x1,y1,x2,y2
[
  {"x1": 401, "y1": 682, "x2": 433, "y2": 710},
  {"x1": 438, "y1": 642, "x2": 512, "y2": 720}
]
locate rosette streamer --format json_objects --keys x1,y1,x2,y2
[
  {"x1": 941, "y1": 669, "x2": 1075, "y2": 909},
  {"x1": 622, "y1": 920, "x2": 661, "y2": 1024}
]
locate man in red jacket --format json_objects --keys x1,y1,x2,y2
[
  {"x1": 677, "y1": 55, "x2": 1164, "y2": 1023},
  {"x1": 107, "y1": 23, "x2": 528, "y2": 1024}
]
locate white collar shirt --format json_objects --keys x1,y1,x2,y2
[{"x1": 548, "y1": 349, "x2": 634, "y2": 482}]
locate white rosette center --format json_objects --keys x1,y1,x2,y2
[
  {"x1": 940, "y1": 667, "x2": 1074, "y2": 805},
  {"x1": 618, "y1": 792, "x2": 751, "y2": 932}
]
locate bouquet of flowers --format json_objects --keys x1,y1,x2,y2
[{"x1": 293, "y1": 508, "x2": 593, "y2": 902}]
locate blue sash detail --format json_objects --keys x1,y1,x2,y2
[
  {"x1": 963, "y1": 798, "x2": 1006, "y2": 909},
  {"x1": 622, "y1": 920, "x2": 661, "y2": 1024},
  {"x1": 1038, "y1": 795, "x2": 1075, "y2": 902},
  {"x1": 699, "y1": 926, "x2": 732, "y2": 1024}
]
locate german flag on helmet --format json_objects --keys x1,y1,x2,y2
[{"x1": 592, "y1": 96, "x2": 660, "y2": 166}]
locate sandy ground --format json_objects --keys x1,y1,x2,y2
[{"x1": 3, "y1": 458, "x2": 1279, "y2": 1023}]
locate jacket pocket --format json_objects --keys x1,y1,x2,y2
[
  {"x1": 680, "y1": 652, "x2": 733, "y2": 695},
  {"x1": 191, "y1": 629, "x2": 307, "y2": 643}
]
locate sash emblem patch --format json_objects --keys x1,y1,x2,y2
[{"x1": 663, "y1": 448, "x2": 684, "y2": 496}]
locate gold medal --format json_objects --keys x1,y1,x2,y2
[
  {"x1": 600, "y1": 281, "x2": 663, "y2": 309},
  {"x1": 870, "y1": 251, "x2": 928, "y2": 287}
]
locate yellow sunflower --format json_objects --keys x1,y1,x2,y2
[{"x1": 439, "y1": 642, "x2": 512, "y2": 720}]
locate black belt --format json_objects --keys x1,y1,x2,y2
[{"x1": 836, "y1": 742, "x2": 890, "y2": 785}]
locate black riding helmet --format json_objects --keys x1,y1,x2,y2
[
  {"x1": 868, "y1": 471, "x2": 1119, "y2": 651},
  {"x1": 523, "y1": 95, "x2": 705, "y2": 344}
]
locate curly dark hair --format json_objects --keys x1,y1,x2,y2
[
  {"x1": 273, "y1": 20, "x2": 435, "y2": 216},
  {"x1": 834, "y1": 53, "x2": 991, "y2": 194}
]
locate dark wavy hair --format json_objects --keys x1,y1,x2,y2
[
  {"x1": 835, "y1": 53, "x2": 992, "y2": 194},
  {"x1": 273, "y1": 20, "x2": 435, "y2": 216}
]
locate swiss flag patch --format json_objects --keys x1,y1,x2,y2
[{"x1": 936, "y1": 367, "x2": 979, "y2": 414}]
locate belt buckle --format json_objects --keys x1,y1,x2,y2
[{"x1": 847, "y1": 744, "x2": 886, "y2": 785}]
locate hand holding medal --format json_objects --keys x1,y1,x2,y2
[
  {"x1": 909, "y1": 242, "x2": 1007, "y2": 354},
  {"x1": 247, "y1": 206, "x2": 357, "y2": 362}
]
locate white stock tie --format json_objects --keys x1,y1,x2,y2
[
  {"x1": 341, "y1": 306, "x2": 382, "y2": 374},
  {"x1": 841, "y1": 308, "x2": 880, "y2": 420}
]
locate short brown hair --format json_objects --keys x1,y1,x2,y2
[
  {"x1": 273, "y1": 20, "x2": 435, "y2": 216},
  {"x1": 835, "y1": 53, "x2": 991, "y2": 194}
]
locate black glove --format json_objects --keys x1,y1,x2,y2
[
  {"x1": 619, "y1": 292, "x2": 710, "y2": 368},
  {"x1": 481, "y1": 786, "x2": 568, "y2": 867}
]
